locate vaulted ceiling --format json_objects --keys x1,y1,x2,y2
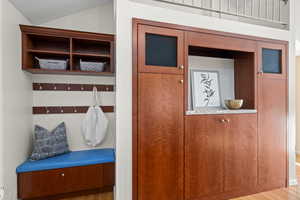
[{"x1": 9, "y1": 0, "x2": 112, "y2": 24}]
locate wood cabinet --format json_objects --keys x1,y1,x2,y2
[
  {"x1": 137, "y1": 24, "x2": 184, "y2": 74},
  {"x1": 133, "y1": 19, "x2": 288, "y2": 200},
  {"x1": 223, "y1": 114, "x2": 258, "y2": 192},
  {"x1": 20, "y1": 25, "x2": 115, "y2": 76},
  {"x1": 185, "y1": 114, "x2": 257, "y2": 200},
  {"x1": 185, "y1": 115, "x2": 224, "y2": 199},
  {"x1": 257, "y1": 43, "x2": 287, "y2": 190},
  {"x1": 18, "y1": 163, "x2": 115, "y2": 200},
  {"x1": 138, "y1": 73, "x2": 184, "y2": 200}
]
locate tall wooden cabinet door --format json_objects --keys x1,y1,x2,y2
[
  {"x1": 257, "y1": 42, "x2": 287, "y2": 189},
  {"x1": 138, "y1": 25, "x2": 184, "y2": 74},
  {"x1": 138, "y1": 73, "x2": 184, "y2": 200},
  {"x1": 224, "y1": 114, "x2": 258, "y2": 192},
  {"x1": 185, "y1": 115, "x2": 224, "y2": 200}
]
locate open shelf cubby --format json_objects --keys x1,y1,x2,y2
[
  {"x1": 20, "y1": 25, "x2": 115, "y2": 76},
  {"x1": 187, "y1": 46, "x2": 256, "y2": 113}
]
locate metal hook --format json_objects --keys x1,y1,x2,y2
[
  {"x1": 53, "y1": 84, "x2": 57, "y2": 90},
  {"x1": 74, "y1": 107, "x2": 77, "y2": 113},
  {"x1": 39, "y1": 83, "x2": 43, "y2": 90},
  {"x1": 81, "y1": 84, "x2": 84, "y2": 91},
  {"x1": 67, "y1": 84, "x2": 71, "y2": 91},
  {"x1": 46, "y1": 107, "x2": 50, "y2": 114},
  {"x1": 61, "y1": 107, "x2": 64, "y2": 113}
]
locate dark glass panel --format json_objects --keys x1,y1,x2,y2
[
  {"x1": 145, "y1": 33, "x2": 177, "y2": 67},
  {"x1": 262, "y1": 48, "x2": 282, "y2": 74}
]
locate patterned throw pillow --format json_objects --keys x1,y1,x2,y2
[{"x1": 30, "y1": 122, "x2": 70, "y2": 161}]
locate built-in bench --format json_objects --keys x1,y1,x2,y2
[{"x1": 16, "y1": 148, "x2": 115, "y2": 200}]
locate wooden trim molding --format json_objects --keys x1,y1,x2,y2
[
  {"x1": 20, "y1": 25, "x2": 114, "y2": 42},
  {"x1": 33, "y1": 83, "x2": 114, "y2": 92},
  {"x1": 132, "y1": 19, "x2": 139, "y2": 200},
  {"x1": 132, "y1": 18, "x2": 288, "y2": 45},
  {"x1": 33, "y1": 106, "x2": 114, "y2": 114}
]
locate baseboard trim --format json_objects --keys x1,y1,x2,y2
[{"x1": 289, "y1": 178, "x2": 298, "y2": 186}]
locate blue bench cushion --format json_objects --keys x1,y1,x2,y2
[{"x1": 16, "y1": 148, "x2": 115, "y2": 173}]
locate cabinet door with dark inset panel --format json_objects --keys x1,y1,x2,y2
[
  {"x1": 185, "y1": 115, "x2": 225, "y2": 199},
  {"x1": 138, "y1": 25, "x2": 184, "y2": 74},
  {"x1": 138, "y1": 73, "x2": 184, "y2": 200},
  {"x1": 257, "y1": 42, "x2": 287, "y2": 79},
  {"x1": 257, "y1": 42, "x2": 287, "y2": 190}
]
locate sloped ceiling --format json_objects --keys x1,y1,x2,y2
[{"x1": 9, "y1": 0, "x2": 112, "y2": 24}]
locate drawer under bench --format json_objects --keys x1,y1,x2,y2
[{"x1": 16, "y1": 149, "x2": 115, "y2": 200}]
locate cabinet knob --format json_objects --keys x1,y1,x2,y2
[
  {"x1": 257, "y1": 70, "x2": 264, "y2": 75},
  {"x1": 179, "y1": 65, "x2": 184, "y2": 70},
  {"x1": 179, "y1": 80, "x2": 184, "y2": 84},
  {"x1": 219, "y1": 119, "x2": 230, "y2": 123},
  {"x1": 61, "y1": 173, "x2": 65, "y2": 177}
]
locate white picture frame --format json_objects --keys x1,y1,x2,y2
[{"x1": 191, "y1": 69, "x2": 222, "y2": 110}]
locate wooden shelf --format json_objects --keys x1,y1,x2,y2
[
  {"x1": 27, "y1": 49, "x2": 70, "y2": 55},
  {"x1": 20, "y1": 25, "x2": 115, "y2": 76},
  {"x1": 24, "y1": 68, "x2": 114, "y2": 76},
  {"x1": 72, "y1": 52, "x2": 110, "y2": 58}
]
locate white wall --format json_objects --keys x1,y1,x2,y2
[
  {"x1": 295, "y1": 0, "x2": 300, "y2": 42},
  {"x1": 32, "y1": 75, "x2": 115, "y2": 151},
  {"x1": 41, "y1": 2, "x2": 114, "y2": 34},
  {"x1": 0, "y1": 0, "x2": 3, "y2": 194},
  {"x1": 295, "y1": 0, "x2": 300, "y2": 154},
  {"x1": 1, "y1": 0, "x2": 33, "y2": 199},
  {"x1": 115, "y1": 1, "x2": 296, "y2": 200},
  {"x1": 296, "y1": 56, "x2": 300, "y2": 154},
  {"x1": 188, "y1": 56, "x2": 235, "y2": 110},
  {"x1": 32, "y1": 1, "x2": 116, "y2": 151},
  {"x1": 0, "y1": 1, "x2": 115, "y2": 199}
]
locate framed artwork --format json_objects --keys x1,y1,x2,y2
[{"x1": 191, "y1": 69, "x2": 221, "y2": 109}]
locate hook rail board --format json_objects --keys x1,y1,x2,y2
[
  {"x1": 33, "y1": 83, "x2": 114, "y2": 92},
  {"x1": 33, "y1": 106, "x2": 114, "y2": 114}
]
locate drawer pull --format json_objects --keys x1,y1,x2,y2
[{"x1": 61, "y1": 173, "x2": 65, "y2": 177}]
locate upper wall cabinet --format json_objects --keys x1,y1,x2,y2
[
  {"x1": 258, "y1": 42, "x2": 287, "y2": 79},
  {"x1": 138, "y1": 25, "x2": 184, "y2": 74},
  {"x1": 20, "y1": 25, "x2": 115, "y2": 76}
]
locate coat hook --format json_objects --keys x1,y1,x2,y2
[
  {"x1": 39, "y1": 83, "x2": 43, "y2": 90},
  {"x1": 46, "y1": 107, "x2": 50, "y2": 114},
  {"x1": 106, "y1": 87, "x2": 109, "y2": 91},
  {"x1": 61, "y1": 107, "x2": 64, "y2": 113},
  {"x1": 74, "y1": 107, "x2": 77, "y2": 113},
  {"x1": 53, "y1": 84, "x2": 57, "y2": 90},
  {"x1": 67, "y1": 84, "x2": 71, "y2": 91},
  {"x1": 81, "y1": 85, "x2": 84, "y2": 91}
]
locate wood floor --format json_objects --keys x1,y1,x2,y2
[
  {"x1": 60, "y1": 192, "x2": 113, "y2": 200},
  {"x1": 232, "y1": 158, "x2": 300, "y2": 200},
  {"x1": 61, "y1": 158, "x2": 300, "y2": 200}
]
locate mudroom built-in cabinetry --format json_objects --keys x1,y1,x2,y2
[{"x1": 133, "y1": 19, "x2": 288, "y2": 200}]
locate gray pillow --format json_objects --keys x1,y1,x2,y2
[{"x1": 30, "y1": 122, "x2": 70, "y2": 161}]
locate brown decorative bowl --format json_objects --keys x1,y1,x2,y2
[{"x1": 225, "y1": 99, "x2": 244, "y2": 110}]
